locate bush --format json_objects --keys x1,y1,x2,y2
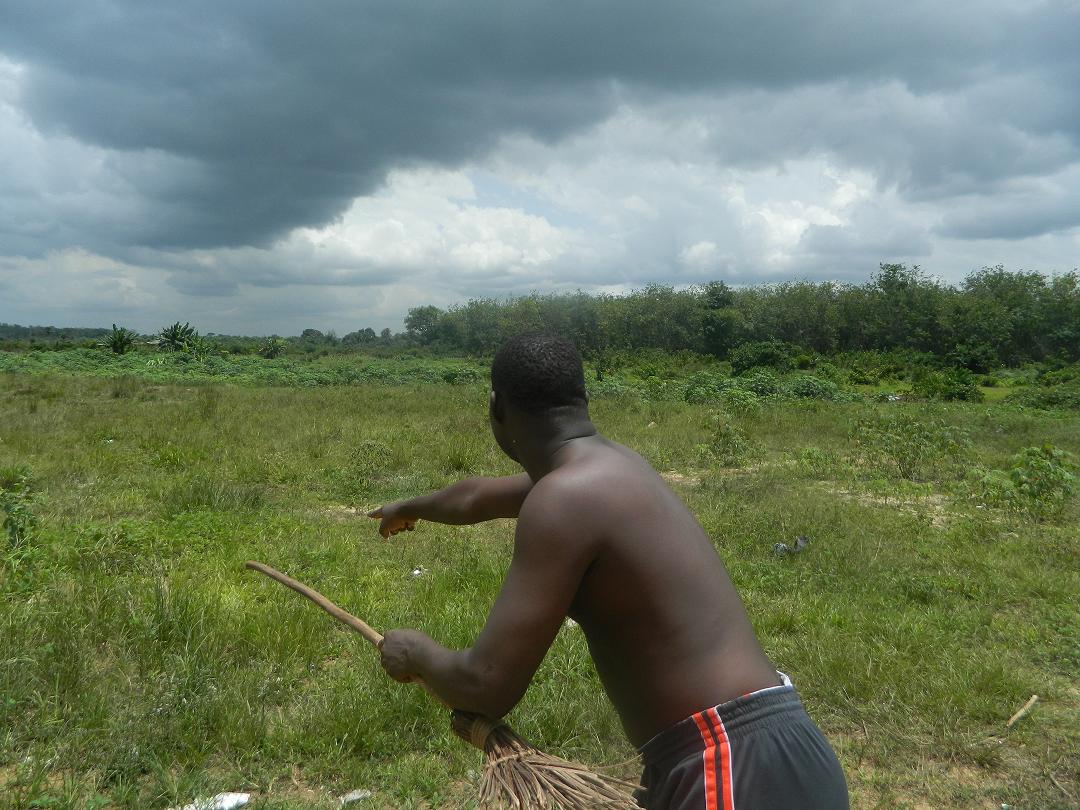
[
  {"x1": 909, "y1": 367, "x2": 984, "y2": 402},
  {"x1": 701, "y1": 416, "x2": 760, "y2": 467},
  {"x1": 736, "y1": 369, "x2": 782, "y2": 398},
  {"x1": 947, "y1": 342, "x2": 998, "y2": 373},
  {"x1": 729, "y1": 341, "x2": 797, "y2": 376},
  {"x1": 441, "y1": 366, "x2": 483, "y2": 385},
  {"x1": 0, "y1": 465, "x2": 37, "y2": 549},
  {"x1": 971, "y1": 445, "x2": 1077, "y2": 520},
  {"x1": 853, "y1": 412, "x2": 971, "y2": 481},
  {"x1": 814, "y1": 362, "x2": 847, "y2": 384},
  {"x1": 260, "y1": 336, "x2": 287, "y2": 359},
  {"x1": 682, "y1": 372, "x2": 730, "y2": 405},
  {"x1": 1006, "y1": 383, "x2": 1080, "y2": 411},
  {"x1": 840, "y1": 351, "x2": 905, "y2": 385},
  {"x1": 785, "y1": 374, "x2": 840, "y2": 400},
  {"x1": 717, "y1": 387, "x2": 762, "y2": 416},
  {"x1": 1038, "y1": 365, "x2": 1079, "y2": 387}
]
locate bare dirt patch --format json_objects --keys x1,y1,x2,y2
[
  {"x1": 661, "y1": 470, "x2": 701, "y2": 487},
  {"x1": 818, "y1": 485, "x2": 954, "y2": 528},
  {"x1": 324, "y1": 504, "x2": 365, "y2": 521}
]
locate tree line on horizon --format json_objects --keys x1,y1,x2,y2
[
  {"x1": 402, "y1": 264, "x2": 1080, "y2": 370},
  {"x1": 3, "y1": 264, "x2": 1078, "y2": 370}
]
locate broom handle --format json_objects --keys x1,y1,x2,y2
[
  {"x1": 246, "y1": 560, "x2": 384, "y2": 645},
  {"x1": 244, "y1": 560, "x2": 450, "y2": 707}
]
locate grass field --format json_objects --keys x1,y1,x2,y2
[{"x1": 1, "y1": 365, "x2": 1078, "y2": 809}]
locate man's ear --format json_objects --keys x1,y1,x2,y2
[{"x1": 489, "y1": 389, "x2": 504, "y2": 422}]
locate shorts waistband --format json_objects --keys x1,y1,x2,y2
[{"x1": 638, "y1": 672, "x2": 805, "y2": 766}]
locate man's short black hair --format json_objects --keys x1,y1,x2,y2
[{"x1": 491, "y1": 331, "x2": 588, "y2": 414}]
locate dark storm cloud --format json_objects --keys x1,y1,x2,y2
[{"x1": 2, "y1": 0, "x2": 1077, "y2": 254}]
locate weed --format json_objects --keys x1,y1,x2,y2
[
  {"x1": 786, "y1": 374, "x2": 840, "y2": 400},
  {"x1": 110, "y1": 374, "x2": 140, "y2": 399},
  {"x1": 970, "y1": 445, "x2": 1077, "y2": 520},
  {"x1": 853, "y1": 411, "x2": 970, "y2": 481},
  {"x1": 700, "y1": 415, "x2": 760, "y2": 467},
  {"x1": 0, "y1": 464, "x2": 36, "y2": 549},
  {"x1": 909, "y1": 366, "x2": 984, "y2": 402},
  {"x1": 159, "y1": 472, "x2": 265, "y2": 516}
]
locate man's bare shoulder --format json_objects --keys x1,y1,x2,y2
[{"x1": 521, "y1": 442, "x2": 658, "y2": 523}]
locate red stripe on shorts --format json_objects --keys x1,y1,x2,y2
[
  {"x1": 707, "y1": 707, "x2": 735, "y2": 810},
  {"x1": 693, "y1": 708, "x2": 736, "y2": 810},
  {"x1": 692, "y1": 711, "x2": 718, "y2": 810}
]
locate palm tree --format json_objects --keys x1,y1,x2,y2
[
  {"x1": 100, "y1": 324, "x2": 137, "y2": 355},
  {"x1": 158, "y1": 322, "x2": 197, "y2": 351}
]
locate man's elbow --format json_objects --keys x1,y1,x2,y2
[{"x1": 459, "y1": 657, "x2": 527, "y2": 718}]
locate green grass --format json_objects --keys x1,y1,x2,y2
[{"x1": 1, "y1": 369, "x2": 1078, "y2": 809}]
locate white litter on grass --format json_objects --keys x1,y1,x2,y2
[
  {"x1": 564, "y1": 617, "x2": 579, "y2": 628},
  {"x1": 168, "y1": 792, "x2": 249, "y2": 810},
  {"x1": 411, "y1": 567, "x2": 427, "y2": 577},
  {"x1": 339, "y1": 788, "x2": 373, "y2": 805}
]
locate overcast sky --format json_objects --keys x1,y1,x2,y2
[{"x1": 1, "y1": 1, "x2": 1078, "y2": 335}]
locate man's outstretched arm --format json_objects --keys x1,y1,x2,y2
[
  {"x1": 378, "y1": 488, "x2": 592, "y2": 717},
  {"x1": 368, "y1": 473, "x2": 533, "y2": 537}
]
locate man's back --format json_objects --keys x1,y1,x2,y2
[{"x1": 526, "y1": 434, "x2": 780, "y2": 745}]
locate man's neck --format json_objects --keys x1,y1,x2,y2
[{"x1": 514, "y1": 410, "x2": 598, "y2": 480}]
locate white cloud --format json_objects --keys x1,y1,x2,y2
[{"x1": 2, "y1": 3, "x2": 1079, "y2": 333}]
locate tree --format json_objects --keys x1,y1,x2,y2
[
  {"x1": 99, "y1": 324, "x2": 137, "y2": 355},
  {"x1": 702, "y1": 281, "x2": 735, "y2": 310},
  {"x1": 404, "y1": 305, "x2": 443, "y2": 344},
  {"x1": 341, "y1": 328, "x2": 377, "y2": 346},
  {"x1": 158, "y1": 322, "x2": 197, "y2": 351},
  {"x1": 702, "y1": 308, "x2": 745, "y2": 358},
  {"x1": 260, "y1": 336, "x2": 286, "y2": 359}
]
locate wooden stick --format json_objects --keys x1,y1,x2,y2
[
  {"x1": 1006, "y1": 694, "x2": 1039, "y2": 728},
  {"x1": 245, "y1": 560, "x2": 383, "y2": 646},
  {"x1": 245, "y1": 560, "x2": 449, "y2": 706}
]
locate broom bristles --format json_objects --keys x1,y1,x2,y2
[{"x1": 453, "y1": 711, "x2": 641, "y2": 809}]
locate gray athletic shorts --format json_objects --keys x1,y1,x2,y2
[{"x1": 634, "y1": 674, "x2": 849, "y2": 809}]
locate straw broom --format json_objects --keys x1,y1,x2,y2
[{"x1": 245, "y1": 561, "x2": 640, "y2": 809}]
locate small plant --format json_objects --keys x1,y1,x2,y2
[
  {"x1": 797, "y1": 446, "x2": 840, "y2": 477},
  {"x1": 717, "y1": 387, "x2": 762, "y2": 416},
  {"x1": 853, "y1": 412, "x2": 970, "y2": 481},
  {"x1": 1, "y1": 465, "x2": 37, "y2": 549},
  {"x1": 158, "y1": 321, "x2": 198, "y2": 351},
  {"x1": 441, "y1": 366, "x2": 483, "y2": 385},
  {"x1": 110, "y1": 375, "x2": 140, "y2": 399},
  {"x1": 99, "y1": 324, "x2": 138, "y2": 355},
  {"x1": 682, "y1": 372, "x2": 728, "y2": 405},
  {"x1": 701, "y1": 415, "x2": 759, "y2": 467},
  {"x1": 260, "y1": 336, "x2": 287, "y2": 359},
  {"x1": 786, "y1": 374, "x2": 840, "y2": 400},
  {"x1": 909, "y1": 367, "x2": 984, "y2": 402},
  {"x1": 180, "y1": 334, "x2": 216, "y2": 359},
  {"x1": 736, "y1": 369, "x2": 782, "y2": 398},
  {"x1": 729, "y1": 340, "x2": 796, "y2": 376},
  {"x1": 972, "y1": 445, "x2": 1077, "y2": 520},
  {"x1": 1008, "y1": 382, "x2": 1080, "y2": 411}
]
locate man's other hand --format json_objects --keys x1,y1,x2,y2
[{"x1": 367, "y1": 503, "x2": 417, "y2": 538}]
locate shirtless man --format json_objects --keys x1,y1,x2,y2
[{"x1": 369, "y1": 332, "x2": 848, "y2": 809}]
